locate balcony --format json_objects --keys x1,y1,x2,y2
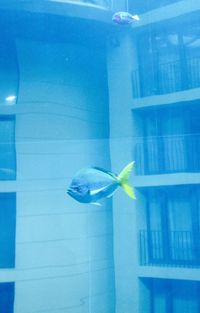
[
  {"x1": 129, "y1": 0, "x2": 182, "y2": 14},
  {"x1": 139, "y1": 230, "x2": 200, "y2": 268},
  {"x1": 134, "y1": 134, "x2": 200, "y2": 175},
  {"x1": 78, "y1": 0, "x2": 110, "y2": 7},
  {"x1": 132, "y1": 56, "x2": 200, "y2": 98},
  {"x1": 47, "y1": 0, "x2": 111, "y2": 9},
  {"x1": 0, "y1": 1, "x2": 112, "y2": 26}
]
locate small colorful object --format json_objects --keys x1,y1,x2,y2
[{"x1": 112, "y1": 11, "x2": 140, "y2": 25}]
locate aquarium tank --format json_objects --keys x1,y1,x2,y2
[{"x1": 0, "y1": 0, "x2": 199, "y2": 312}]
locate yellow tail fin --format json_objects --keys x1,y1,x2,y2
[{"x1": 118, "y1": 161, "x2": 136, "y2": 199}]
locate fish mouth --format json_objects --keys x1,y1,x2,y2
[{"x1": 67, "y1": 187, "x2": 73, "y2": 194}]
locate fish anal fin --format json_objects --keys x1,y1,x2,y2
[{"x1": 90, "y1": 202, "x2": 102, "y2": 206}]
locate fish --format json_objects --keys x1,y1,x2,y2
[
  {"x1": 67, "y1": 161, "x2": 136, "y2": 205},
  {"x1": 112, "y1": 11, "x2": 140, "y2": 25}
]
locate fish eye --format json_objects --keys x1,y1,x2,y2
[
  {"x1": 72, "y1": 185, "x2": 83, "y2": 193},
  {"x1": 74, "y1": 184, "x2": 89, "y2": 195}
]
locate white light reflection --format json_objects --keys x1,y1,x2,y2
[
  {"x1": 132, "y1": 15, "x2": 140, "y2": 21},
  {"x1": 5, "y1": 95, "x2": 16, "y2": 103}
]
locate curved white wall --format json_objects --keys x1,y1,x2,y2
[{"x1": 5, "y1": 31, "x2": 115, "y2": 313}]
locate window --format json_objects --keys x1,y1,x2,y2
[
  {"x1": 0, "y1": 282, "x2": 14, "y2": 313},
  {"x1": 0, "y1": 193, "x2": 16, "y2": 268},
  {"x1": 140, "y1": 186, "x2": 200, "y2": 267},
  {"x1": 0, "y1": 38, "x2": 18, "y2": 105},
  {"x1": 134, "y1": 105, "x2": 200, "y2": 175},
  {"x1": 147, "y1": 279, "x2": 200, "y2": 313},
  {"x1": 0, "y1": 116, "x2": 16, "y2": 180},
  {"x1": 136, "y1": 21, "x2": 200, "y2": 97}
]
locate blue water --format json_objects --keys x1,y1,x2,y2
[{"x1": 0, "y1": 1, "x2": 199, "y2": 313}]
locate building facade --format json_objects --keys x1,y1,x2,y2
[{"x1": 108, "y1": 0, "x2": 200, "y2": 313}]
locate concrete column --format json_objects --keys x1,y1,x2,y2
[{"x1": 107, "y1": 30, "x2": 140, "y2": 313}]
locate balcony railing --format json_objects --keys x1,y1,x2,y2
[
  {"x1": 139, "y1": 230, "x2": 200, "y2": 268},
  {"x1": 134, "y1": 134, "x2": 200, "y2": 175},
  {"x1": 132, "y1": 56, "x2": 200, "y2": 98}
]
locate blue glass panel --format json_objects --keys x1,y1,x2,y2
[
  {"x1": 0, "y1": 193, "x2": 16, "y2": 268},
  {"x1": 0, "y1": 38, "x2": 18, "y2": 105},
  {"x1": 0, "y1": 117, "x2": 16, "y2": 180},
  {"x1": 0, "y1": 282, "x2": 14, "y2": 313}
]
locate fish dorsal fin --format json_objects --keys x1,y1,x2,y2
[{"x1": 92, "y1": 167, "x2": 117, "y2": 179}]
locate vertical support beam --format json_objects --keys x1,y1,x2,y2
[{"x1": 107, "y1": 30, "x2": 140, "y2": 313}]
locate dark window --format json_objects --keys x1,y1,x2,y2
[
  {"x1": 0, "y1": 193, "x2": 16, "y2": 268},
  {"x1": 134, "y1": 105, "x2": 200, "y2": 175},
  {"x1": 139, "y1": 186, "x2": 200, "y2": 267},
  {"x1": 0, "y1": 282, "x2": 14, "y2": 313},
  {"x1": 145, "y1": 279, "x2": 200, "y2": 313},
  {"x1": 0, "y1": 116, "x2": 16, "y2": 180},
  {"x1": 135, "y1": 21, "x2": 200, "y2": 97}
]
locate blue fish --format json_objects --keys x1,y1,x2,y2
[
  {"x1": 112, "y1": 11, "x2": 140, "y2": 25},
  {"x1": 67, "y1": 162, "x2": 136, "y2": 205}
]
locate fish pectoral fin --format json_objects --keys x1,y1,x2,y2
[
  {"x1": 90, "y1": 186, "x2": 107, "y2": 196},
  {"x1": 90, "y1": 202, "x2": 102, "y2": 206}
]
